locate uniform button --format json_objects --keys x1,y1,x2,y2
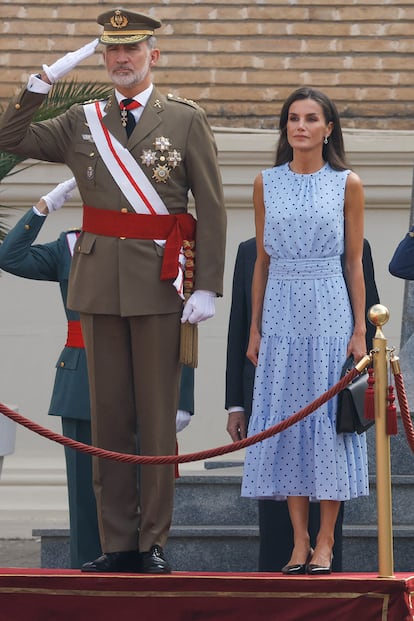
[
  {"x1": 60, "y1": 362, "x2": 65, "y2": 367},
  {"x1": 89, "y1": 152, "x2": 95, "y2": 157},
  {"x1": 120, "y1": 237, "x2": 126, "y2": 240},
  {"x1": 24, "y1": 224, "x2": 30, "y2": 230},
  {"x1": 14, "y1": 103, "x2": 21, "y2": 110},
  {"x1": 121, "y1": 208, "x2": 128, "y2": 213}
]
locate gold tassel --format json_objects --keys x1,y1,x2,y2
[
  {"x1": 179, "y1": 241, "x2": 198, "y2": 368},
  {"x1": 179, "y1": 316, "x2": 198, "y2": 368}
]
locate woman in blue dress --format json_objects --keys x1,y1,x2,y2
[{"x1": 241, "y1": 87, "x2": 369, "y2": 575}]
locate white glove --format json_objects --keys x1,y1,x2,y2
[
  {"x1": 41, "y1": 177, "x2": 77, "y2": 213},
  {"x1": 42, "y1": 38, "x2": 99, "y2": 83},
  {"x1": 181, "y1": 290, "x2": 216, "y2": 324},
  {"x1": 176, "y1": 410, "x2": 192, "y2": 433}
]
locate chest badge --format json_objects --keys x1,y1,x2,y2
[{"x1": 140, "y1": 136, "x2": 182, "y2": 183}]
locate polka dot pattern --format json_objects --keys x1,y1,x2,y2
[{"x1": 241, "y1": 163, "x2": 369, "y2": 502}]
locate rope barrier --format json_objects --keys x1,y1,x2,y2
[
  {"x1": 393, "y1": 371, "x2": 414, "y2": 453},
  {"x1": 0, "y1": 368, "x2": 359, "y2": 465}
]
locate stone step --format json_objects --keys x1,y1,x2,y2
[
  {"x1": 344, "y1": 475, "x2": 414, "y2": 524},
  {"x1": 33, "y1": 524, "x2": 414, "y2": 573},
  {"x1": 366, "y1": 421, "x2": 414, "y2": 475},
  {"x1": 172, "y1": 472, "x2": 414, "y2": 525},
  {"x1": 173, "y1": 472, "x2": 258, "y2": 526}
]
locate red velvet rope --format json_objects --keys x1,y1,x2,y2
[
  {"x1": 393, "y1": 372, "x2": 414, "y2": 453},
  {"x1": 0, "y1": 369, "x2": 358, "y2": 465}
]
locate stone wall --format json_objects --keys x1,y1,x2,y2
[{"x1": 1, "y1": 0, "x2": 414, "y2": 130}]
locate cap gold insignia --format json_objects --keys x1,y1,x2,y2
[
  {"x1": 110, "y1": 11, "x2": 128, "y2": 29},
  {"x1": 141, "y1": 137, "x2": 181, "y2": 183}
]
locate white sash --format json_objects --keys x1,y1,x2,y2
[
  {"x1": 83, "y1": 101, "x2": 185, "y2": 297},
  {"x1": 84, "y1": 101, "x2": 169, "y2": 215}
]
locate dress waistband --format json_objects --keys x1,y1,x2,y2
[{"x1": 269, "y1": 256, "x2": 342, "y2": 280}]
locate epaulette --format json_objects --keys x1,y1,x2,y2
[
  {"x1": 82, "y1": 98, "x2": 104, "y2": 106},
  {"x1": 167, "y1": 93, "x2": 199, "y2": 109}
]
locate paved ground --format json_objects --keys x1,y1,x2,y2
[
  {"x1": 0, "y1": 483, "x2": 67, "y2": 569},
  {"x1": 0, "y1": 538, "x2": 40, "y2": 568}
]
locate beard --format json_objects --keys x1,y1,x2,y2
[{"x1": 109, "y1": 57, "x2": 151, "y2": 89}]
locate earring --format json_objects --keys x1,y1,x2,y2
[{"x1": 324, "y1": 136, "x2": 329, "y2": 145}]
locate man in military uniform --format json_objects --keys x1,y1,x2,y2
[
  {"x1": 0, "y1": 9, "x2": 226, "y2": 574},
  {"x1": 0, "y1": 180, "x2": 196, "y2": 569}
]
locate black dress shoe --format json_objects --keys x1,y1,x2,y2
[
  {"x1": 81, "y1": 551, "x2": 141, "y2": 573},
  {"x1": 140, "y1": 545, "x2": 171, "y2": 574}
]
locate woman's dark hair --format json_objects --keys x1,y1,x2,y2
[{"x1": 275, "y1": 87, "x2": 350, "y2": 170}]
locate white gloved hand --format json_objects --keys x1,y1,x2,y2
[
  {"x1": 42, "y1": 38, "x2": 99, "y2": 83},
  {"x1": 41, "y1": 177, "x2": 77, "y2": 213},
  {"x1": 176, "y1": 410, "x2": 192, "y2": 433},
  {"x1": 181, "y1": 290, "x2": 216, "y2": 324}
]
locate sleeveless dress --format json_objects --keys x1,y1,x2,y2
[{"x1": 241, "y1": 162, "x2": 369, "y2": 502}]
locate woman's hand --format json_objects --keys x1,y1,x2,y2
[
  {"x1": 346, "y1": 332, "x2": 367, "y2": 364},
  {"x1": 246, "y1": 327, "x2": 261, "y2": 367}
]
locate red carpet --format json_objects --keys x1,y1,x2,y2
[{"x1": 0, "y1": 569, "x2": 413, "y2": 621}]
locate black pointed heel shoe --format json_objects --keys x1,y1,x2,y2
[
  {"x1": 306, "y1": 553, "x2": 333, "y2": 575},
  {"x1": 282, "y1": 549, "x2": 313, "y2": 576}
]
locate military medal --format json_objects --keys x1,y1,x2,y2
[
  {"x1": 168, "y1": 149, "x2": 182, "y2": 168},
  {"x1": 152, "y1": 164, "x2": 170, "y2": 183},
  {"x1": 120, "y1": 108, "x2": 128, "y2": 127},
  {"x1": 141, "y1": 149, "x2": 158, "y2": 167},
  {"x1": 140, "y1": 137, "x2": 182, "y2": 183},
  {"x1": 154, "y1": 136, "x2": 171, "y2": 152}
]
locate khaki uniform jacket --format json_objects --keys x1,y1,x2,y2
[{"x1": 0, "y1": 87, "x2": 226, "y2": 316}]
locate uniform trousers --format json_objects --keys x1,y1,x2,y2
[
  {"x1": 80, "y1": 312, "x2": 181, "y2": 553},
  {"x1": 61, "y1": 418, "x2": 101, "y2": 568}
]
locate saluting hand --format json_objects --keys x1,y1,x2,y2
[
  {"x1": 37, "y1": 177, "x2": 77, "y2": 214},
  {"x1": 42, "y1": 38, "x2": 99, "y2": 83}
]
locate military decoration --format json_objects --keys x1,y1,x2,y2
[
  {"x1": 141, "y1": 149, "x2": 158, "y2": 167},
  {"x1": 167, "y1": 149, "x2": 182, "y2": 168},
  {"x1": 141, "y1": 136, "x2": 182, "y2": 184},
  {"x1": 152, "y1": 164, "x2": 171, "y2": 183}
]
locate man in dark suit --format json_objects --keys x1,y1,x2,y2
[
  {"x1": 389, "y1": 226, "x2": 414, "y2": 280},
  {"x1": 0, "y1": 180, "x2": 195, "y2": 568},
  {"x1": 225, "y1": 237, "x2": 380, "y2": 572},
  {"x1": 0, "y1": 8, "x2": 226, "y2": 573}
]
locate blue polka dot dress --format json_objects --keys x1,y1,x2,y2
[{"x1": 241, "y1": 162, "x2": 369, "y2": 502}]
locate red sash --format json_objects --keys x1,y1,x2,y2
[
  {"x1": 82, "y1": 205, "x2": 196, "y2": 281},
  {"x1": 65, "y1": 320, "x2": 85, "y2": 348}
]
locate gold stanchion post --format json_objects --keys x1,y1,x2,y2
[{"x1": 368, "y1": 304, "x2": 394, "y2": 578}]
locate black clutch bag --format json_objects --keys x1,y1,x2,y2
[{"x1": 336, "y1": 356, "x2": 374, "y2": 434}]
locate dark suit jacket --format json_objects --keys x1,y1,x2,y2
[
  {"x1": 0, "y1": 209, "x2": 194, "y2": 419},
  {"x1": 389, "y1": 226, "x2": 414, "y2": 280},
  {"x1": 225, "y1": 238, "x2": 380, "y2": 417}
]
